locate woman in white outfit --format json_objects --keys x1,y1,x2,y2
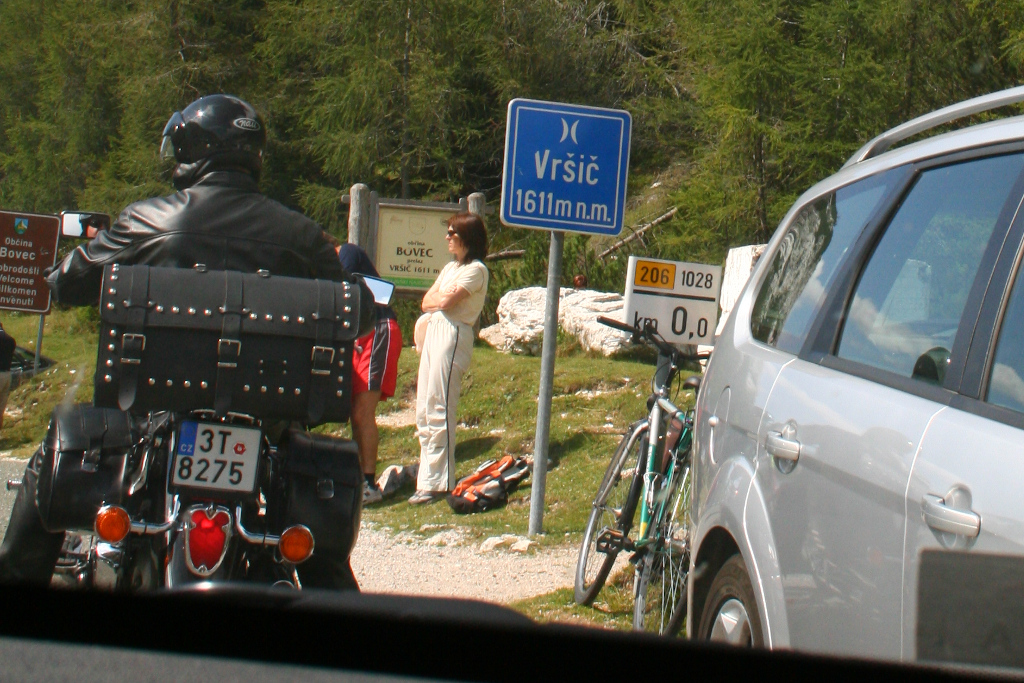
[{"x1": 409, "y1": 212, "x2": 489, "y2": 505}]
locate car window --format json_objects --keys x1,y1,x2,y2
[
  {"x1": 750, "y1": 171, "x2": 895, "y2": 354},
  {"x1": 988, "y1": 264, "x2": 1024, "y2": 412},
  {"x1": 837, "y1": 153, "x2": 1024, "y2": 382}
]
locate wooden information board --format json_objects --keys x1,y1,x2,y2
[
  {"x1": 0, "y1": 210, "x2": 61, "y2": 313},
  {"x1": 375, "y1": 204, "x2": 458, "y2": 291}
]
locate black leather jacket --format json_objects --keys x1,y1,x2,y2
[{"x1": 48, "y1": 171, "x2": 346, "y2": 306}]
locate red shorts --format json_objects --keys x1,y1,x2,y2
[{"x1": 352, "y1": 317, "x2": 402, "y2": 398}]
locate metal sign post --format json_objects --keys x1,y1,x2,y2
[
  {"x1": 34, "y1": 316, "x2": 44, "y2": 371},
  {"x1": 528, "y1": 230, "x2": 563, "y2": 536},
  {"x1": 500, "y1": 98, "x2": 631, "y2": 535}
]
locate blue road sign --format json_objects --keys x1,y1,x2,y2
[{"x1": 500, "y1": 99, "x2": 631, "y2": 236}]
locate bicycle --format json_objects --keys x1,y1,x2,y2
[{"x1": 573, "y1": 316, "x2": 704, "y2": 636}]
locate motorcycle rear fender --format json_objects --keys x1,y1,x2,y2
[{"x1": 166, "y1": 529, "x2": 231, "y2": 587}]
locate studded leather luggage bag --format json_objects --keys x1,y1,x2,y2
[{"x1": 93, "y1": 265, "x2": 373, "y2": 424}]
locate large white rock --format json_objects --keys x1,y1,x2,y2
[
  {"x1": 479, "y1": 287, "x2": 549, "y2": 355},
  {"x1": 715, "y1": 244, "x2": 767, "y2": 336},
  {"x1": 560, "y1": 289, "x2": 632, "y2": 355},
  {"x1": 696, "y1": 244, "x2": 766, "y2": 359},
  {"x1": 479, "y1": 287, "x2": 631, "y2": 356}
]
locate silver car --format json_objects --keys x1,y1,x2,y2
[{"x1": 689, "y1": 85, "x2": 1024, "y2": 663}]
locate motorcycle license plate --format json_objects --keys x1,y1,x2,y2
[{"x1": 173, "y1": 421, "x2": 262, "y2": 493}]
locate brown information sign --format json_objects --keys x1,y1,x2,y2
[{"x1": 0, "y1": 210, "x2": 60, "y2": 313}]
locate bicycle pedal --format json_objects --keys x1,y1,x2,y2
[{"x1": 596, "y1": 529, "x2": 634, "y2": 554}]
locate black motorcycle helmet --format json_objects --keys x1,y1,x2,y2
[{"x1": 161, "y1": 94, "x2": 266, "y2": 189}]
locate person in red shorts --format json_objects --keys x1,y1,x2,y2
[{"x1": 336, "y1": 242, "x2": 403, "y2": 504}]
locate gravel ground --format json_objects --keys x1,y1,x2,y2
[
  {"x1": 359, "y1": 408, "x2": 586, "y2": 604},
  {"x1": 0, "y1": 458, "x2": 583, "y2": 604},
  {"x1": 350, "y1": 522, "x2": 580, "y2": 603}
]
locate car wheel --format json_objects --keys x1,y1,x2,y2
[{"x1": 697, "y1": 554, "x2": 764, "y2": 647}]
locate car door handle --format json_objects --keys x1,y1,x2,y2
[
  {"x1": 922, "y1": 494, "x2": 981, "y2": 538},
  {"x1": 766, "y1": 430, "x2": 800, "y2": 462}
]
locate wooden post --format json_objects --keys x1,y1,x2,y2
[
  {"x1": 366, "y1": 190, "x2": 380, "y2": 265},
  {"x1": 467, "y1": 192, "x2": 487, "y2": 217},
  {"x1": 467, "y1": 192, "x2": 489, "y2": 335},
  {"x1": 347, "y1": 183, "x2": 370, "y2": 247}
]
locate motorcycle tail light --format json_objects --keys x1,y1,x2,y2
[
  {"x1": 186, "y1": 508, "x2": 231, "y2": 575},
  {"x1": 95, "y1": 505, "x2": 131, "y2": 543},
  {"x1": 279, "y1": 525, "x2": 315, "y2": 564}
]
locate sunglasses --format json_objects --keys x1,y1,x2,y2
[{"x1": 446, "y1": 229, "x2": 458, "y2": 239}]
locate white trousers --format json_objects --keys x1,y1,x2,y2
[{"x1": 415, "y1": 313, "x2": 474, "y2": 492}]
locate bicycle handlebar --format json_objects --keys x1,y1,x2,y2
[
  {"x1": 596, "y1": 315, "x2": 637, "y2": 335},
  {"x1": 596, "y1": 315, "x2": 710, "y2": 363}
]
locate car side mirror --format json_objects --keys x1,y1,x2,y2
[
  {"x1": 59, "y1": 212, "x2": 111, "y2": 238},
  {"x1": 358, "y1": 275, "x2": 395, "y2": 306}
]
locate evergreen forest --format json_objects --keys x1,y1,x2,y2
[{"x1": 3, "y1": 0, "x2": 1024, "y2": 317}]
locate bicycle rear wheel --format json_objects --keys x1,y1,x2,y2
[
  {"x1": 632, "y1": 451, "x2": 691, "y2": 635},
  {"x1": 574, "y1": 421, "x2": 647, "y2": 606}
]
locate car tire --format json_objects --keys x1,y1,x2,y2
[{"x1": 697, "y1": 553, "x2": 764, "y2": 647}]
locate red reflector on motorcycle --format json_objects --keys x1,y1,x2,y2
[
  {"x1": 279, "y1": 525, "x2": 314, "y2": 564},
  {"x1": 95, "y1": 505, "x2": 131, "y2": 543},
  {"x1": 186, "y1": 508, "x2": 231, "y2": 575}
]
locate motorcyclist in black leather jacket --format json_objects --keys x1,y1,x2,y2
[
  {"x1": 49, "y1": 99, "x2": 344, "y2": 304},
  {"x1": 0, "y1": 94, "x2": 361, "y2": 589}
]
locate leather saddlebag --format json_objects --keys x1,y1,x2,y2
[
  {"x1": 35, "y1": 404, "x2": 134, "y2": 532},
  {"x1": 93, "y1": 265, "x2": 374, "y2": 424},
  {"x1": 279, "y1": 429, "x2": 362, "y2": 566}
]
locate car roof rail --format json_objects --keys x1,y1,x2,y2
[{"x1": 843, "y1": 84, "x2": 1024, "y2": 168}]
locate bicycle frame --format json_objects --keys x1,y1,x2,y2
[
  {"x1": 635, "y1": 353, "x2": 692, "y2": 550},
  {"x1": 635, "y1": 425, "x2": 692, "y2": 547}
]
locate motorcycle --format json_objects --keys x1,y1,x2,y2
[
  {"x1": 43, "y1": 408, "x2": 362, "y2": 591},
  {"x1": 14, "y1": 221, "x2": 385, "y2": 590}
]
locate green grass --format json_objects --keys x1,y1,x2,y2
[
  {"x1": 510, "y1": 567, "x2": 637, "y2": 630},
  {"x1": 0, "y1": 307, "x2": 98, "y2": 456},
  {"x1": 342, "y1": 341, "x2": 696, "y2": 547},
  {"x1": 0, "y1": 305, "x2": 701, "y2": 629}
]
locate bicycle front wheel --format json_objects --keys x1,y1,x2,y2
[
  {"x1": 633, "y1": 452, "x2": 692, "y2": 635},
  {"x1": 574, "y1": 421, "x2": 647, "y2": 606}
]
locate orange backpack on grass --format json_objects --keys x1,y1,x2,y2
[{"x1": 446, "y1": 455, "x2": 530, "y2": 514}]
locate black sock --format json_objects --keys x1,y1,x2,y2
[{"x1": 364, "y1": 474, "x2": 376, "y2": 488}]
